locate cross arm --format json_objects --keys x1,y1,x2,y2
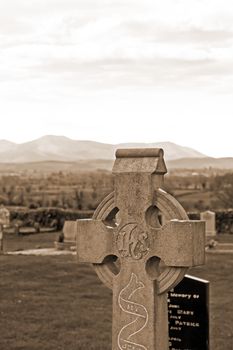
[
  {"x1": 150, "y1": 220, "x2": 205, "y2": 267},
  {"x1": 76, "y1": 219, "x2": 114, "y2": 263}
]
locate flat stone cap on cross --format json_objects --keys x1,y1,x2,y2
[
  {"x1": 76, "y1": 148, "x2": 205, "y2": 350},
  {"x1": 113, "y1": 148, "x2": 167, "y2": 174}
]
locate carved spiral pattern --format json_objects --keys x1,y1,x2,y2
[{"x1": 118, "y1": 273, "x2": 148, "y2": 350}]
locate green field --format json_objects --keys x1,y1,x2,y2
[{"x1": 0, "y1": 233, "x2": 233, "y2": 350}]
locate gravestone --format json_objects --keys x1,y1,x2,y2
[
  {"x1": 76, "y1": 148, "x2": 205, "y2": 350},
  {"x1": 0, "y1": 205, "x2": 10, "y2": 254},
  {"x1": 63, "y1": 221, "x2": 77, "y2": 243},
  {"x1": 0, "y1": 205, "x2": 10, "y2": 227},
  {"x1": 168, "y1": 275, "x2": 209, "y2": 350},
  {"x1": 55, "y1": 221, "x2": 77, "y2": 250},
  {"x1": 200, "y1": 210, "x2": 216, "y2": 236}
]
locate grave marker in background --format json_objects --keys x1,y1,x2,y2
[
  {"x1": 55, "y1": 220, "x2": 77, "y2": 250},
  {"x1": 201, "y1": 210, "x2": 216, "y2": 236},
  {"x1": 63, "y1": 221, "x2": 77, "y2": 243},
  {"x1": 0, "y1": 205, "x2": 10, "y2": 227},
  {"x1": 0, "y1": 205, "x2": 10, "y2": 254},
  {"x1": 168, "y1": 275, "x2": 209, "y2": 350}
]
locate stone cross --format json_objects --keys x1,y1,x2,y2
[{"x1": 76, "y1": 149, "x2": 205, "y2": 350}]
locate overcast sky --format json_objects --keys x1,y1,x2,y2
[{"x1": 0, "y1": 0, "x2": 233, "y2": 157}]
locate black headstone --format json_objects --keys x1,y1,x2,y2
[{"x1": 168, "y1": 274, "x2": 209, "y2": 350}]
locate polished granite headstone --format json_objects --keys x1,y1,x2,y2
[{"x1": 168, "y1": 275, "x2": 209, "y2": 350}]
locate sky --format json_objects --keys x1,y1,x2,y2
[{"x1": 0, "y1": 0, "x2": 233, "y2": 157}]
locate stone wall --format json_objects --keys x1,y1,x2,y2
[
  {"x1": 188, "y1": 209, "x2": 233, "y2": 234},
  {"x1": 7, "y1": 207, "x2": 233, "y2": 234},
  {"x1": 9, "y1": 207, "x2": 94, "y2": 230},
  {"x1": 215, "y1": 210, "x2": 233, "y2": 234}
]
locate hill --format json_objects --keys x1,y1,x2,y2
[
  {"x1": 0, "y1": 136, "x2": 205, "y2": 163},
  {"x1": 0, "y1": 136, "x2": 232, "y2": 172}
]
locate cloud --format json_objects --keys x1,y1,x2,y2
[
  {"x1": 1, "y1": 0, "x2": 233, "y2": 96},
  {"x1": 29, "y1": 55, "x2": 232, "y2": 94}
]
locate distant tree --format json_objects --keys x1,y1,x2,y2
[
  {"x1": 51, "y1": 199, "x2": 59, "y2": 207},
  {"x1": 14, "y1": 191, "x2": 25, "y2": 206},
  {"x1": 215, "y1": 186, "x2": 233, "y2": 208},
  {"x1": 60, "y1": 192, "x2": 67, "y2": 208},
  {"x1": 25, "y1": 185, "x2": 32, "y2": 193},
  {"x1": 92, "y1": 189, "x2": 97, "y2": 200},
  {"x1": 7, "y1": 185, "x2": 15, "y2": 205},
  {"x1": 73, "y1": 189, "x2": 83, "y2": 209},
  {"x1": 29, "y1": 203, "x2": 39, "y2": 209},
  {"x1": 214, "y1": 173, "x2": 233, "y2": 208},
  {"x1": 194, "y1": 200, "x2": 206, "y2": 211}
]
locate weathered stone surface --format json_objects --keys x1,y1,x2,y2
[
  {"x1": 0, "y1": 205, "x2": 10, "y2": 254},
  {"x1": 63, "y1": 221, "x2": 78, "y2": 242},
  {"x1": 77, "y1": 220, "x2": 113, "y2": 262},
  {"x1": 200, "y1": 210, "x2": 216, "y2": 236},
  {"x1": 76, "y1": 148, "x2": 205, "y2": 350},
  {"x1": 0, "y1": 205, "x2": 10, "y2": 226}
]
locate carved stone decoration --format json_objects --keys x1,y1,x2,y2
[
  {"x1": 118, "y1": 273, "x2": 148, "y2": 350},
  {"x1": 116, "y1": 223, "x2": 149, "y2": 260},
  {"x1": 76, "y1": 148, "x2": 205, "y2": 350}
]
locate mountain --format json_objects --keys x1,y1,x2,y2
[
  {"x1": 116, "y1": 142, "x2": 205, "y2": 160},
  {"x1": 0, "y1": 140, "x2": 17, "y2": 154},
  {"x1": 0, "y1": 136, "x2": 206, "y2": 163},
  {"x1": 0, "y1": 135, "x2": 232, "y2": 171}
]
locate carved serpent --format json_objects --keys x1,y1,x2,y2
[{"x1": 118, "y1": 273, "x2": 148, "y2": 350}]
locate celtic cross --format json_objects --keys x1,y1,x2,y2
[{"x1": 76, "y1": 148, "x2": 205, "y2": 350}]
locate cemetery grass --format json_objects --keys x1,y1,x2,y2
[
  {"x1": 0, "y1": 234, "x2": 233, "y2": 349},
  {"x1": 0, "y1": 255, "x2": 112, "y2": 350},
  {"x1": 3, "y1": 231, "x2": 61, "y2": 252}
]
